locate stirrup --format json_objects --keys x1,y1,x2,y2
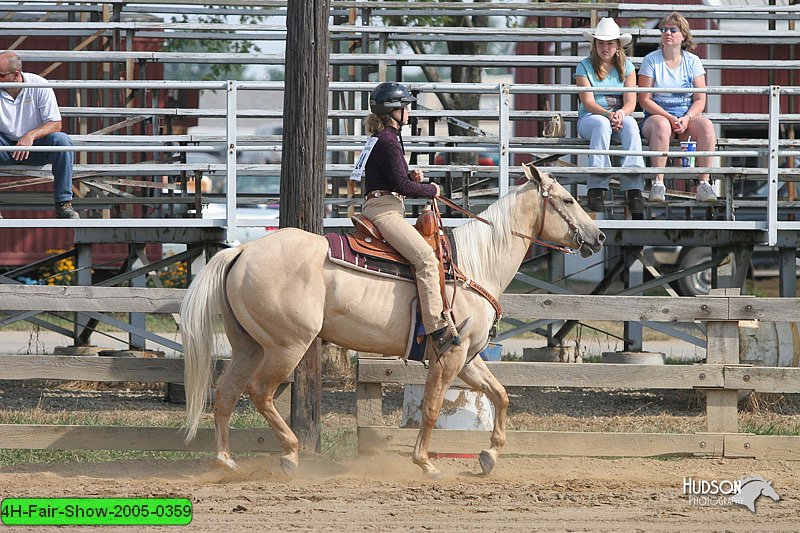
[{"x1": 430, "y1": 317, "x2": 470, "y2": 356}]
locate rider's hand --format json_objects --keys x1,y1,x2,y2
[
  {"x1": 432, "y1": 183, "x2": 440, "y2": 197},
  {"x1": 409, "y1": 169, "x2": 424, "y2": 182}
]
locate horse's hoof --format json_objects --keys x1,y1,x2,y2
[
  {"x1": 423, "y1": 469, "x2": 444, "y2": 480},
  {"x1": 418, "y1": 462, "x2": 443, "y2": 479},
  {"x1": 479, "y1": 450, "x2": 496, "y2": 475},
  {"x1": 214, "y1": 455, "x2": 240, "y2": 471},
  {"x1": 280, "y1": 457, "x2": 298, "y2": 477}
]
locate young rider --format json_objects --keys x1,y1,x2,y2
[{"x1": 360, "y1": 81, "x2": 459, "y2": 355}]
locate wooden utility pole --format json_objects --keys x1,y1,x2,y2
[{"x1": 283, "y1": 0, "x2": 330, "y2": 452}]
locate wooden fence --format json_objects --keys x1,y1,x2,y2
[
  {"x1": 357, "y1": 290, "x2": 800, "y2": 461},
  {"x1": 2, "y1": 286, "x2": 800, "y2": 460},
  {"x1": 0, "y1": 285, "x2": 287, "y2": 453}
]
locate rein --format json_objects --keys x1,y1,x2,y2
[
  {"x1": 431, "y1": 196, "x2": 502, "y2": 330},
  {"x1": 436, "y1": 194, "x2": 493, "y2": 226},
  {"x1": 428, "y1": 177, "x2": 584, "y2": 339}
]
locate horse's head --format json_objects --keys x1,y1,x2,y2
[
  {"x1": 742, "y1": 477, "x2": 780, "y2": 502},
  {"x1": 761, "y1": 481, "x2": 781, "y2": 502},
  {"x1": 522, "y1": 163, "x2": 605, "y2": 258},
  {"x1": 732, "y1": 476, "x2": 781, "y2": 512}
]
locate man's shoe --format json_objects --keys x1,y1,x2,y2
[
  {"x1": 626, "y1": 189, "x2": 644, "y2": 220},
  {"x1": 586, "y1": 188, "x2": 606, "y2": 212},
  {"x1": 649, "y1": 182, "x2": 667, "y2": 203},
  {"x1": 696, "y1": 181, "x2": 718, "y2": 202},
  {"x1": 55, "y1": 201, "x2": 80, "y2": 219}
]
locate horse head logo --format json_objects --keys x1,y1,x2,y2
[{"x1": 730, "y1": 476, "x2": 780, "y2": 513}]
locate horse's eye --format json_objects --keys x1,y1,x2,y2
[{"x1": 564, "y1": 197, "x2": 574, "y2": 205}]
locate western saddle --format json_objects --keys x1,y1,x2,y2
[{"x1": 347, "y1": 210, "x2": 442, "y2": 265}]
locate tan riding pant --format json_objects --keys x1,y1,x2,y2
[{"x1": 362, "y1": 195, "x2": 447, "y2": 334}]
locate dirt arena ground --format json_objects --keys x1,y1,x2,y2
[
  {"x1": 2, "y1": 454, "x2": 798, "y2": 531},
  {"x1": 1, "y1": 380, "x2": 799, "y2": 531}
]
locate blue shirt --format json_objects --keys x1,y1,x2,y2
[
  {"x1": 575, "y1": 58, "x2": 635, "y2": 119},
  {"x1": 639, "y1": 49, "x2": 706, "y2": 118}
]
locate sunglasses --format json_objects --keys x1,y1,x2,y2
[{"x1": 660, "y1": 27, "x2": 680, "y2": 34}]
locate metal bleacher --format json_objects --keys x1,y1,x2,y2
[{"x1": 1, "y1": 0, "x2": 800, "y2": 352}]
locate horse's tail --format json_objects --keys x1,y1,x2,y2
[{"x1": 181, "y1": 246, "x2": 243, "y2": 443}]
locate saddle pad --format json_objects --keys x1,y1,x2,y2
[{"x1": 326, "y1": 233, "x2": 414, "y2": 281}]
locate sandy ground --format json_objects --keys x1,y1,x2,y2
[
  {"x1": 1, "y1": 331, "x2": 793, "y2": 531},
  {"x1": 1, "y1": 379, "x2": 798, "y2": 532},
  {"x1": 1, "y1": 455, "x2": 798, "y2": 532}
]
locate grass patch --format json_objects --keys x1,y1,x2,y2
[
  {"x1": 507, "y1": 413, "x2": 706, "y2": 434},
  {"x1": 740, "y1": 417, "x2": 800, "y2": 436},
  {"x1": 322, "y1": 426, "x2": 357, "y2": 461},
  {"x1": 0, "y1": 449, "x2": 204, "y2": 466},
  {"x1": 0, "y1": 313, "x2": 179, "y2": 333},
  {"x1": 0, "y1": 395, "x2": 356, "y2": 467}
]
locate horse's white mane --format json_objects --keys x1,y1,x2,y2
[{"x1": 451, "y1": 186, "x2": 522, "y2": 286}]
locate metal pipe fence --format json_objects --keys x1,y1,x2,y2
[{"x1": 0, "y1": 79, "x2": 795, "y2": 245}]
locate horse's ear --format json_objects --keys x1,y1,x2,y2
[
  {"x1": 523, "y1": 162, "x2": 544, "y2": 184},
  {"x1": 523, "y1": 162, "x2": 554, "y2": 190}
]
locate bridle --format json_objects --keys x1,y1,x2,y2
[
  {"x1": 511, "y1": 177, "x2": 584, "y2": 254},
  {"x1": 436, "y1": 176, "x2": 584, "y2": 254},
  {"x1": 428, "y1": 178, "x2": 584, "y2": 355}
]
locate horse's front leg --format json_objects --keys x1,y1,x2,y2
[
  {"x1": 412, "y1": 346, "x2": 466, "y2": 478},
  {"x1": 458, "y1": 355, "x2": 509, "y2": 475}
]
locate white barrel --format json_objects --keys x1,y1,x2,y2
[
  {"x1": 739, "y1": 321, "x2": 800, "y2": 367},
  {"x1": 401, "y1": 384, "x2": 495, "y2": 430}
]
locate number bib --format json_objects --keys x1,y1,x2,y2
[{"x1": 349, "y1": 136, "x2": 378, "y2": 182}]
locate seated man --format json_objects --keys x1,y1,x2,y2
[{"x1": 0, "y1": 51, "x2": 78, "y2": 219}]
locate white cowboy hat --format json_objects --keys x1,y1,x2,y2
[{"x1": 583, "y1": 17, "x2": 632, "y2": 46}]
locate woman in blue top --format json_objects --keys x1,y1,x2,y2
[
  {"x1": 576, "y1": 17, "x2": 645, "y2": 219},
  {"x1": 639, "y1": 11, "x2": 717, "y2": 203}
]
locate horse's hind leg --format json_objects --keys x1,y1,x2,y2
[
  {"x1": 458, "y1": 356, "x2": 509, "y2": 475},
  {"x1": 213, "y1": 321, "x2": 264, "y2": 470},
  {"x1": 412, "y1": 347, "x2": 466, "y2": 478},
  {"x1": 246, "y1": 366, "x2": 300, "y2": 476}
]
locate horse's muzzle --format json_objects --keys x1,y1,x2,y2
[{"x1": 579, "y1": 231, "x2": 605, "y2": 258}]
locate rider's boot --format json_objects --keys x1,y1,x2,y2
[{"x1": 429, "y1": 318, "x2": 469, "y2": 356}]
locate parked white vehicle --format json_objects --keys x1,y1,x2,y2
[{"x1": 201, "y1": 202, "x2": 279, "y2": 244}]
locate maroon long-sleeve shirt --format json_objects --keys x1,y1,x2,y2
[{"x1": 364, "y1": 126, "x2": 437, "y2": 198}]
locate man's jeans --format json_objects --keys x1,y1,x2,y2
[{"x1": 0, "y1": 132, "x2": 74, "y2": 202}]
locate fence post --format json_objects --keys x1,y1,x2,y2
[
  {"x1": 224, "y1": 79, "x2": 238, "y2": 244},
  {"x1": 767, "y1": 85, "x2": 780, "y2": 246},
  {"x1": 705, "y1": 288, "x2": 740, "y2": 442},
  {"x1": 498, "y1": 83, "x2": 510, "y2": 196},
  {"x1": 355, "y1": 357, "x2": 384, "y2": 455}
]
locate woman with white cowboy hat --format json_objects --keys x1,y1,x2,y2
[
  {"x1": 576, "y1": 17, "x2": 646, "y2": 219},
  {"x1": 639, "y1": 11, "x2": 717, "y2": 204}
]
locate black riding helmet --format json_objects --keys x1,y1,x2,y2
[{"x1": 369, "y1": 82, "x2": 417, "y2": 115}]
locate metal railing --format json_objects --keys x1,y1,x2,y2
[{"x1": 0, "y1": 79, "x2": 796, "y2": 246}]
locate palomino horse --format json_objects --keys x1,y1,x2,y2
[{"x1": 181, "y1": 164, "x2": 605, "y2": 478}]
